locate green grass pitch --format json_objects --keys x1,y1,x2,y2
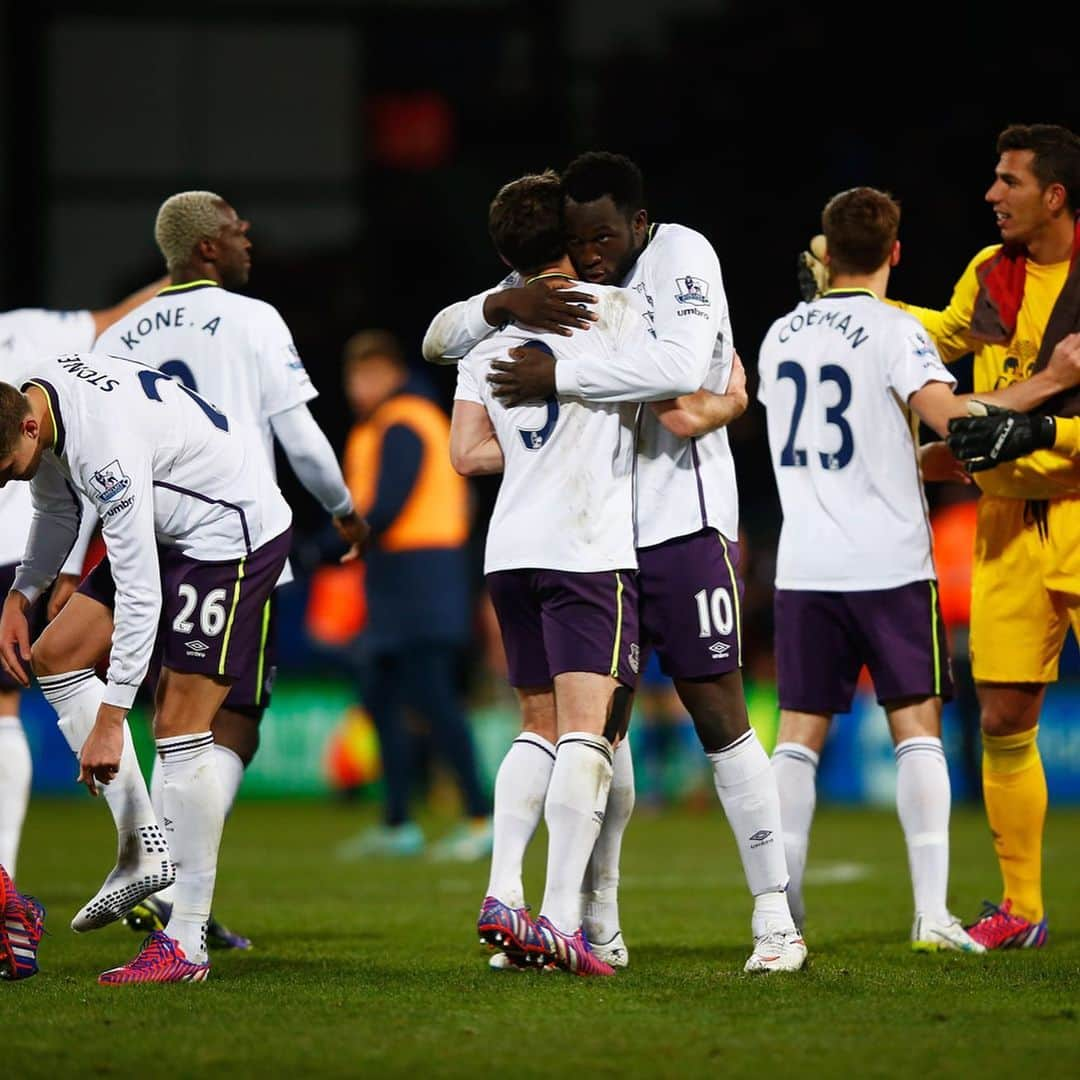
[{"x1": 5, "y1": 798, "x2": 1079, "y2": 1077}]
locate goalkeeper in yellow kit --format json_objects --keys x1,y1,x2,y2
[{"x1": 802, "y1": 123, "x2": 1080, "y2": 949}]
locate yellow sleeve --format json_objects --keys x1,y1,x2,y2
[
  {"x1": 887, "y1": 246, "x2": 1000, "y2": 363},
  {"x1": 1052, "y1": 417, "x2": 1080, "y2": 457}
]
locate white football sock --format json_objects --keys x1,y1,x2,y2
[
  {"x1": 39, "y1": 669, "x2": 164, "y2": 866},
  {"x1": 149, "y1": 757, "x2": 176, "y2": 905},
  {"x1": 895, "y1": 736, "x2": 951, "y2": 921},
  {"x1": 539, "y1": 732, "x2": 613, "y2": 933},
  {"x1": 214, "y1": 744, "x2": 246, "y2": 817},
  {"x1": 485, "y1": 732, "x2": 555, "y2": 908},
  {"x1": 771, "y1": 741, "x2": 818, "y2": 928},
  {"x1": 157, "y1": 732, "x2": 225, "y2": 964},
  {"x1": 582, "y1": 738, "x2": 634, "y2": 945},
  {"x1": 0, "y1": 715, "x2": 32, "y2": 879},
  {"x1": 709, "y1": 730, "x2": 794, "y2": 936}
]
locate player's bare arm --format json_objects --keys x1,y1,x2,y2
[
  {"x1": 483, "y1": 277, "x2": 597, "y2": 336},
  {"x1": 651, "y1": 351, "x2": 748, "y2": 438},
  {"x1": 91, "y1": 275, "x2": 170, "y2": 338},
  {"x1": 449, "y1": 400, "x2": 504, "y2": 476},
  {"x1": 911, "y1": 335, "x2": 1080, "y2": 437}
]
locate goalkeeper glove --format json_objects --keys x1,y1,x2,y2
[
  {"x1": 946, "y1": 401, "x2": 1056, "y2": 472},
  {"x1": 796, "y1": 234, "x2": 828, "y2": 302}
]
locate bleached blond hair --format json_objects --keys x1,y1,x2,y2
[{"x1": 154, "y1": 190, "x2": 227, "y2": 274}]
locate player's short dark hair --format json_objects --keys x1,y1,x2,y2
[
  {"x1": 822, "y1": 187, "x2": 900, "y2": 276},
  {"x1": 0, "y1": 382, "x2": 30, "y2": 457},
  {"x1": 562, "y1": 151, "x2": 645, "y2": 218},
  {"x1": 487, "y1": 170, "x2": 565, "y2": 276},
  {"x1": 997, "y1": 123, "x2": 1080, "y2": 212},
  {"x1": 342, "y1": 328, "x2": 405, "y2": 370}
]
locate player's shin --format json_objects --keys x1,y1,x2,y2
[
  {"x1": 486, "y1": 733, "x2": 555, "y2": 908},
  {"x1": 157, "y1": 731, "x2": 225, "y2": 964},
  {"x1": 39, "y1": 670, "x2": 164, "y2": 866},
  {"x1": 709, "y1": 730, "x2": 796, "y2": 935},
  {"x1": 538, "y1": 733, "x2": 613, "y2": 933},
  {"x1": 770, "y1": 742, "x2": 819, "y2": 928},
  {"x1": 0, "y1": 715, "x2": 32, "y2": 878},
  {"x1": 582, "y1": 738, "x2": 634, "y2": 946},
  {"x1": 895, "y1": 736, "x2": 951, "y2": 921}
]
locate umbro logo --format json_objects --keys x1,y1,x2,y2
[
  {"x1": 749, "y1": 830, "x2": 774, "y2": 847},
  {"x1": 593, "y1": 810, "x2": 606, "y2": 826},
  {"x1": 709, "y1": 641, "x2": 730, "y2": 660},
  {"x1": 185, "y1": 640, "x2": 209, "y2": 657}
]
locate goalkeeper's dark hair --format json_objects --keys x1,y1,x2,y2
[
  {"x1": 488, "y1": 170, "x2": 566, "y2": 277},
  {"x1": 562, "y1": 151, "x2": 645, "y2": 218},
  {"x1": 0, "y1": 382, "x2": 31, "y2": 458},
  {"x1": 997, "y1": 123, "x2": 1080, "y2": 212},
  {"x1": 822, "y1": 187, "x2": 900, "y2": 276}
]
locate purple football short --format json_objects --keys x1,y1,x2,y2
[
  {"x1": 77, "y1": 528, "x2": 290, "y2": 712},
  {"x1": 774, "y1": 579, "x2": 953, "y2": 714},
  {"x1": 486, "y1": 567, "x2": 640, "y2": 688},
  {"x1": 637, "y1": 528, "x2": 743, "y2": 679}
]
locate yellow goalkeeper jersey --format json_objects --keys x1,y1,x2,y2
[{"x1": 893, "y1": 245, "x2": 1073, "y2": 498}]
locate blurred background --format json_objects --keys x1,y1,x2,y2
[{"x1": 4, "y1": 0, "x2": 1079, "y2": 817}]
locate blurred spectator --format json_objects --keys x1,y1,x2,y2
[
  {"x1": 930, "y1": 486, "x2": 982, "y2": 801},
  {"x1": 334, "y1": 330, "x2": 492, "y2": 860}
]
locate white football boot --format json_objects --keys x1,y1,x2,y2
[
  {"x1": 911, "y1": 912, "x2": 986, "y2": 953},
  {"x1": 744, "y1": 928, "x2": 807, "y2": 973}
]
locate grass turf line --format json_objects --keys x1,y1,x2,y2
[{"x1": 4, "y1": 799, "x2": 1078, "y2": 1078}]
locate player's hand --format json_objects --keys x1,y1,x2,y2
[
  {"x1": 918, "y1": 440, "x2": 972, "y2": 484},
  {"x1": 333, "y1": 510, "x2": 371, "y2": 563},
  {"x1": 947, "y1": 401, "x2": 1056, "y2": 471},
  {"x1": 486, "y1": 279, "x2": 598, "y2": 336},
  {"x1": 488, "y1": 346, "x2": 557, "y2": 405},
  {"x1": 0, "y1": 590, "x2": 32, "y2": 688},
  {"x1": 47, "y1": 573, "x2": 80, "y2": 622},
  {"x1": 1044, "y1": 332, "x2": 1080, "y2": 390},
  {"x1": 78, "y1": 705, "x2": 126, "y2": 796},
  {"x1": 797, "y1": 234, "x2": 828, "y2": 302}
]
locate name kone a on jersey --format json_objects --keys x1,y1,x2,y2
[{"x1": 757, "y1": 290, "x2": 955, "y2": 591}]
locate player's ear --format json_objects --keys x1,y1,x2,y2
[
  {"x1": 889, "y1": 240, "x2": 901, "y2": 268},
  {"x1": 631, "y1": 209, "x2": 648, "y2": 239},
  {"x1": 21, "y1": 415, "x2": 39, "y2": 441}
]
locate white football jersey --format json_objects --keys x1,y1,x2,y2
[
  {"x1": 12, "y1": 349, "x2": 292, "y2": 709},
  {"x1": 423, "y1": 223, "x2": 738, "y2": 549},
  {"x1": 455, "y1": 284, "x2": 646, "y2": 574},
  {"x1": 619, "y1": 224, "x2": 738, "y2": 548},
  {"x1": 94, "y1": 280, "x2": 316, "y2": 583},
  {"x1": 757, "y1": 289, "x2": 955, "y2": 590},
  {"x1": 0, "y1": 308, "x2": 96, "y2": 565}
]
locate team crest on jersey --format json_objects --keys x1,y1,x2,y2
[
  {"x1": 90, "y1": 460, "x2": 131, "y2": 502},
  {"x1": 674, "y1": 275, "x2": 710, "y2": 306}
]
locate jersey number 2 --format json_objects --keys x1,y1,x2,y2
[
  {"x1": 138, "y1": 368, "x2": 229, "y2": 432},
  {"x1": 777, "y1": 361, "x2": 853, "y2": 470}
]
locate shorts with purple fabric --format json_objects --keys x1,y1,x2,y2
[
  {"x1": 77, "y1": 528, "x2": 290, "y2": 712},
  {"x1": 486, "y1": 567, "x2": 640, "y2": 688},
  {"x1": 637, "y1": 528, "x2": 744, "y2": 679},
  {"x1": 0, "y1": 563, "x2": 46, "y2": 691},
  {"x1": 774, "y1": 579, "x2": 953, "y2": 713}
]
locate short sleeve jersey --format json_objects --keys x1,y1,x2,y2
[
  {"x1": 757, "y1": 290, "x2": 955, "y2": 590},
  {"x1": 455, "y1": 283, "x2": 640, "y2": 574}
]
